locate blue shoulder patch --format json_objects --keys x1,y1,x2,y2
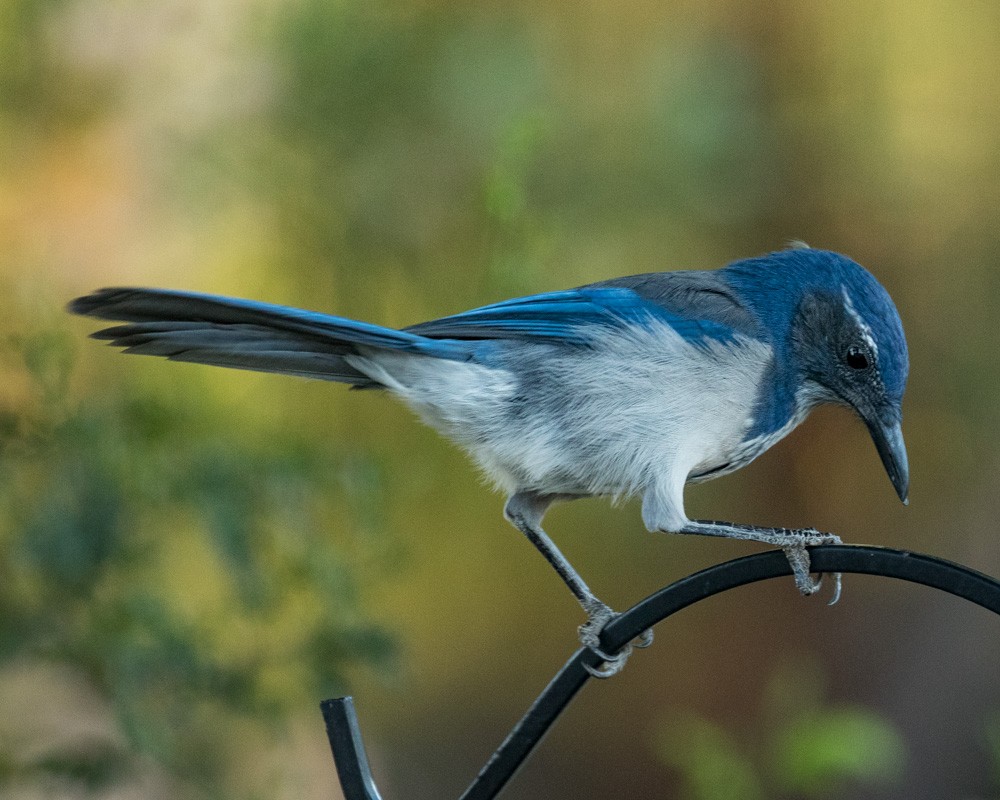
[{"x1": 404, "y1": 287, "x2": 738, "y2": 347}]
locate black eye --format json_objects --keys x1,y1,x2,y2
[{"x1": 845, "y1": 346, "x2": 869, "y2": 370}]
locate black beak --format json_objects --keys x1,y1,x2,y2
[{"x1": 864, "y1": 416, "x2": 910, "y2": 504}]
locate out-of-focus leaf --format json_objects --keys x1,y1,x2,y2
[
  {"x1": 771, "y1": 706, "x2": 906, "y2": 795},
  {"x1": 658, "y1": 714, "x2": 764, "y2": 800},
  {"x1": 659, "y1": 657, "x2": 908, "y2": 800}
]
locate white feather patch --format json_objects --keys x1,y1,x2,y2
[{"x1": 842, "y1": 286, "x2": 878, "y2": 356}]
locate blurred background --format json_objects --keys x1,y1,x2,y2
[{"x1": 2, "y1": 0, "x2": 999, "y2": 798}]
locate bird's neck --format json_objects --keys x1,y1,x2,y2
[{"x1": 743, "y1": 363, "x2": 826, "y2": 465}]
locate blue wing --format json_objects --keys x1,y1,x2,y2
[{"x1": 404, "y1": 287, "x2": 739, "y2": 347}]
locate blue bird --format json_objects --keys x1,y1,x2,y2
[{"x1": 69, "y1": 246, "x2": 909, "y2": 677}]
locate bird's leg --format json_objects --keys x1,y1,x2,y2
[
  {"x1": 504, "y1": 492, "x2": 651, "y2": 678},
  {"x1": 679, "y1": 520, "x2": 843, "y2": 604}
]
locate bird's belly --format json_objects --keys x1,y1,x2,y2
[{"x1": 487, "y1": 345, "x2": 768, "y2": 498}]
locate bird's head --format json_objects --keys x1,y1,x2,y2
[{"x1": 728, "y1": 248, "x2": 910, "y2": 503}]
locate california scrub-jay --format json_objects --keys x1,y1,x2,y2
[{"x1": 70, "y1": 246, "x2": 909, "y2": 676}]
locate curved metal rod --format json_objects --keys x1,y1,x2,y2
[{"x1": 322, "y1": 545, "x2": 1000, "y2": 800}]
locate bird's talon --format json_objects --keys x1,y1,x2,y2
[
  {"x1": 584, "y1": 648, "x2": 631, "y2": 679},
  {"x1": 783, "y1": 538, "x2": 844, "y2": 602},
  {"x1": 782, "y1": 543, "x2": 820, "y2": 595},
  {"x1": 634, "y1": 628, "x2": 654, "y2": 649},
  {"x1": 578, "y1": 602, "x2": 615, "y2": 650},
  {"x1": 578, "y1": 600, "x2": 646, "y2": 677},
  {"x1": 827, "y1": 571, "x2": 843, "y2": 605}
]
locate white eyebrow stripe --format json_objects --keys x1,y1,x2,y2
[{"x1": 842, "y1": 285, "x2": 878, "y2": 356}]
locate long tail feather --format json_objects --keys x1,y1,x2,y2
[{"x1": 69, "y1": 288, "x2": 473, "y2": 384}]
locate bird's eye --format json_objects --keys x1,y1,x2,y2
[{"x1": 845, "y1": 346, "x2": 869, "y2": 370}]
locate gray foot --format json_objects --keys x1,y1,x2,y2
[
  {"x1": 578, "y1": 599, "x2": 653, "y2": 678},
  {"x1": 682, "y1": 521, "x2": 844, "y2": 605}
]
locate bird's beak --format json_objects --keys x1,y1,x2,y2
[{"x1": 863, "y1": 416, "x2": 910, "y2": 504}]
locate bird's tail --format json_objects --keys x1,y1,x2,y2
[{"x1": 68, "y1": 288, "x2": 475, "y2": 386}]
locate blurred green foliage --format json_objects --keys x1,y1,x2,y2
[
  {"x1": 658, "y1": 659, "x2": 906, "y2": 800},
  {"x1": 658, "y1": 714, "x2": 766, "y2": 800},
  {"x1": 0, "y1": 320, "x2": 394, "y2": 795}
]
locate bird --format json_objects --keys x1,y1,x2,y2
[{"x1": 69, "y1": 245, "x2": 909, "y2": 677}]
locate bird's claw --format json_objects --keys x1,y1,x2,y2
[
  {"x1": 583, "y1": 648, "x2": 631, "y2": 678},
  {"x1": 633, "y1": 627, "x2": 655, "y2": 648},
  {"x1": 781, "y1": 529, "x2": 843, "y2": 605},
  {"x1": 578, "y1": 600, "x2": 653, "y2": 678}
]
